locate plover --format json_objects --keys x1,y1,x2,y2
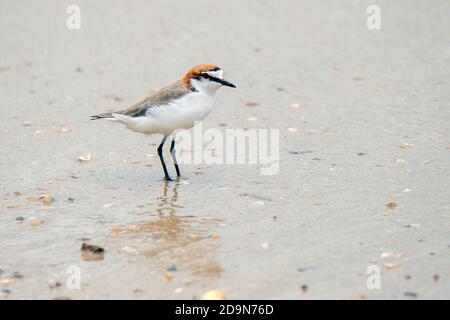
[{"x1": 91, "y1": 64, "x2": 236, "y2": 181}]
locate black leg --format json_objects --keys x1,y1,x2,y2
[
  {"x1": 157, "y1": 135, "x2": 172, "y2": 181},
  {"x1": 170, "y1": 136, "x2": 181, "y2": 177}
]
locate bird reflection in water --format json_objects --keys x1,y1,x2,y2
[{"x1": 125, "y1": 180, "x2": 222, "y2": 278}]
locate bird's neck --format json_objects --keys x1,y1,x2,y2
[{"x1": 190, "y1": 80, "x2": 220, "y2": 95}]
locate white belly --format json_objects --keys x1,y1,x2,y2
[{"x1": 115, "y1": 92, "x2": 216, "y2": 135}]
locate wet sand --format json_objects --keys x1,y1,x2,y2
[{"x1": 0, "y1": 0, "x2": 449, "y2": 299}]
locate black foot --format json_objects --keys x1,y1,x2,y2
[{"x1": 163, "y1": 176, "x2": 174, "y2": 182}]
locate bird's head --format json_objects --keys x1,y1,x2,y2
[{"x1": 183, "y1": 64, "x2": 236, "y2": 93}]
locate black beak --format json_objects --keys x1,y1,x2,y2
[
  {"x1": 200, "y1": 73, "x2": 237, "y2": 88},
  {"x1": 214, "y1": 78, "x2": 236, "y2": 88}
]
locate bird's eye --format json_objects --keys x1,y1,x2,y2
[{"x1": 200, "y1": 73, "x2": 212, "y2": 79}]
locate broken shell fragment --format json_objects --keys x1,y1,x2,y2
[
  {"x1": 386, "y1": 202, "x2": 398, "y2": 209},
  {"x1": 111, "y1": 226, "x2": 122, "y2": 234},
  {"x1": 201, "y1": 290, "x2": 225, "y2": 300},
  {"x1": 40, "y1": 194, "x2": 53, "y2": 206},
  {"x1": 78, "y1": 153, "x2": 92, "y2": 162},
  {"x1": 30, "y1": 219, "x2": 44, "y2": 227},
  {"x1": 164, "y1": 272, "x2": 174, "y2": 282},
  {"x1": 383, "y1": 263, "x2": 399, "y2": 270}
]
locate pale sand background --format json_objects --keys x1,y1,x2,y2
[{"x1": 0, "y1": 0, "x2": 449, "y2": 299}]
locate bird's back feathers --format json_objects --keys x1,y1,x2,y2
[{"x1": 91, "y1": 80, "x2": 189, "y2": 120}]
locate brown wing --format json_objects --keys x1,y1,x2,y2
[{"x1": 91, "y1": 80, "x2": 189, "y2": 120}]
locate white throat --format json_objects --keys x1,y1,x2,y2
[
  {"x1": 190, "y1": 79, "x2": 221, "y2": 94},
  {"x1": 190, "y1": 69, "x2": 224, "y2": 94}
]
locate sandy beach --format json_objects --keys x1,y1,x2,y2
[{"x1": 0, "y1": 0, "x2": 449, "y2": 299}]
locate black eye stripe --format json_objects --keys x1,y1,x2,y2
[
  {"x1": 193, "y1": 71, "x2": 222, "y2": 82},
  {"x1": 199, "y1": 74, "x2": 223, "y2": 83},
  {"x1": 200, "y1": 73, "x2": 213, "y2": 79}
]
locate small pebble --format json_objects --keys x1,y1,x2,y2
[
  {"x1": 399, "y1": 143, "x2": 413, "y2": 149},
  {"x1": 81, "y1": 243, "x2": 104, "y2": 254},
  {"x1": 30, "y1": 219, "x2": 44, "y2": 227},
  {"x1": 40, "y1": 194, "x2": 53, "y2": 206},
  {"x1": 261, "y1": 243, "x2": 270, "y2": 250},
  {"x1": 111, "y1": 226, "x2": 122, "y2": 234},
  {"x1": 48, "y1": 280, "x2": 62, "y2": 289},
  {"x1": 164, "y1": 272, "x2": 174, "y2": 282},
  {"x1": 59, "y1": 127, "x2": 70, "y2": 133},
  {"x1": 386, "y1": 202, "x2": 398, "y2": 209},
  {"x1": 211, "y1": 233, "x2": 220, "y2": 240},
  {"x1": 0, "y1": 278, "x2": 13, "y2": 287},
  {"x1": 166, "y1": 265, "x2": 177, "y2": 272},
  {"x1": 404, "y1": 291, "x2": 418, "y2": 298},
  {"x1": 0, "y1": 289, "x2": 11, "y2": 299},
  {"x1": 252, "y1": 200, "x2": 265, "y2": 208}
]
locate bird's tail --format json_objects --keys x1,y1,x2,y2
[
  {"x1": 110, "y1": 113, "x2": 134, "y2": 124},
  {"x1": 90, "y1": 112, "x2": 114, "y2": 120}
]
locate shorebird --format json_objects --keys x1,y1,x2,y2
[{"x1": 91, "y1": 64, "x2": 236, "y2": 181}]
